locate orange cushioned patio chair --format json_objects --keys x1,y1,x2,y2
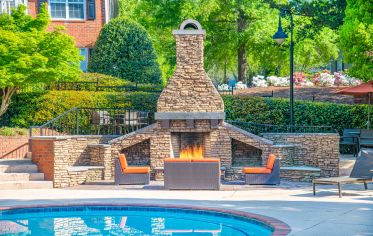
[
  {"x1": 242, "y1": 154, "x2": 280, "y2": 185},
  {"x1": 115, "y1": 154, "x2": 150, "y2": 185}
]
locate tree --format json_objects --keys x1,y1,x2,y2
[
  {"x1": 118, "y1": 0, "x2": 288, "y2": 82},
  {"x1": 88, "y1": 18, "x2": 162, "y2": 85},
  {"x1": 0, "y1": 5, "x2": 81, "y2": 117},
  {"x1": 339, "y1": 0, "x2": 372, "y2": 81},
  {"x1": 295, "y1": 27, "x2": 339, "y2": 72}
]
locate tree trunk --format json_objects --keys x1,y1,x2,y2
[
  {"x1": 0, "y1": 87, "x2": 17, "y2": 117},
  {"x1": 237, "y1": 7, "x2": 247, "y2": 82}
]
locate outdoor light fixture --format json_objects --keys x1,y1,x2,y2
[
  {"x1": 272, "y1": 15, "x2": 288, "y2": 45},
  {"x1": 273, "y1": 9, "x2": 294, "y2": 129}
]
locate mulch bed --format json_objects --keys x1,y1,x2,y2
[{"x1": 233, "y1": 86, "x2": 356, "y2": 104}]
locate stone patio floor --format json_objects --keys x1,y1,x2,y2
[{"x1": 0, "y1": 181, "x2": 372, "y2": 236}]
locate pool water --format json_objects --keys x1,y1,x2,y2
[{"x1": 0, "y1": 206, "x2": 273, "y2": 236}]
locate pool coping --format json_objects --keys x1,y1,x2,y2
[{"x1": 0, "y1": 203, "x2": 291, "y2": 236}]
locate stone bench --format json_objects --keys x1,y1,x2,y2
[
  {"x1": 67, "y1": 166, "x2": 104, "y2": 186},
  {"x1": 280, "y1": 166, "x2": 321, "y2": 182}
]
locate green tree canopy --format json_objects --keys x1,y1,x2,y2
[
  {"x1": 339, "y1": 0, "x2": 372, "y2": 81},
  {"x1": 118, "y1": 0, "x2": 345, "y2": 81},
  {"x1": 0, "y1": 5, "x2": 81, "y2": 117},
  {"x1": 88, "y1": 18, "x2": 162, "y2": 85}
]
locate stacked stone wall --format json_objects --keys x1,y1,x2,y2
[
  {"x1": 231, "y1": 139, "x2": 262, "y2": 167},
  {"x1": 262, "y1": 133, "x2": 340, "y2": 177}
]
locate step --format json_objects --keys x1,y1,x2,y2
[
  {"x1": 0, "y1": 181, "x2": 53, "y2": 190},
  {"x1": 0, "y1": 159, "x2": 38, "y2": 173},
  {"x1": 0, "y1": 159, "x2": 33, "y2": 165},
  {"x1": 0, "y1": 173, "x2": 45, "y2": 181},
  {"x1": 0, "y1": 164, "x2": 38, "y2": 173}
]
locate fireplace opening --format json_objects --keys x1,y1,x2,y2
[
  {"x1": 171, "y1": 132, "x2": 210, "y2": 159},
  {"x1": 231, "y1": 139, "x2": 262, "y2": 167}
]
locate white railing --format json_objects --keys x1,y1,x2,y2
[{"x1": 0, "y1": 0, "x2": 27, "y2": 15}]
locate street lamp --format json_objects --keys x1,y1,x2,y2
[{"x1": 273, "y1": 9, "x2": 294, "y2": 129}]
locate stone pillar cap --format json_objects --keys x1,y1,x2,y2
[{"x1": 173, "y1": 19, "x2": 206, "y2": 36}]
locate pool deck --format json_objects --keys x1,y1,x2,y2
[{"x1": 0, "y1": 181, "x2": 372, "y2": 236}]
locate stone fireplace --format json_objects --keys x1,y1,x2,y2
[
  {"x1": 109, "y1": 19, "x2": 277, "y2": 179},
  {"x1": 29, "y1": 19, "x2": 340, "y2": 188}
]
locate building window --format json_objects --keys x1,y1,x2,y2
[
  {"x1": 49, "y1": 0, "x2": 85, "y2": 20},
  {"x1": 80, "y1": 48, "x2": 89, "y2": 72}
]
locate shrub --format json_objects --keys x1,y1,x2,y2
[
  {"x1": 0, "y1": 127, "x2": 28, "y2": 136},
  {"x1": 1, "y1": 90, "x2": 369, "y2": 137},
  {"x1": 79, "y1": 73, "x2": 131, "y2": 87},
  {"x1": 0, "y1": 91, "x2": 159, "y2": 127},
  {"x1": 222, "y1": 96, "x2": 368, "y2": 134},
  {"x1": 88, "y1": 18, "x2": 162, "y2": 85}
]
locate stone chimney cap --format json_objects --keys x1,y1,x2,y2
[{"x1": 173, "y1": 19, "x2": 206, "y2": 36}]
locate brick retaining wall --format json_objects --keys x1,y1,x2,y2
[{"x1": 0, "y1": 135, "x2": 29, "y2": 159}]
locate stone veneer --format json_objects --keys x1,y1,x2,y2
[
  {"x1": 262, "y1": 133, "x2": 340, "y2": 178},
  {"x1": 157, "y1": 21, "x2": 223, "y2": 113},
  {"x1": 31, "y1": 136, "x2": 116, "y2": 188},
  {"x1": 109, "y1": 122, "x2": 275, "y2": 180}
]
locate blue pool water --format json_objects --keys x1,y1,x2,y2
[{"x1": 0, "y1": 205, "x2": 273, "y2": 235}]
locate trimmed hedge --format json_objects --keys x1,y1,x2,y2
[
  {"x1": 0, "y1": 91, "x2": 159, "y2": 127},
  {"x1": 223, "y1": 96, "x2": 368, "y2": 134},
  {"x1": 0, "y1": 92, "x2": 369, "y2": 135}
]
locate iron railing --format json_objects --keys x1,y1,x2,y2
[
  {"x1": 19, "y1": 82, "x2": 163, "y2": 93},
  {"x1": 0, "y1": 143, "x2": 29, "y2": 159},
  {"x1": 30, "y1": 108, "x2": 150, "y2": 136},
  {"x1": 226, "y1": 120, "x2": 337, "y2": 135}
]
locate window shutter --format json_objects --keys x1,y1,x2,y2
[
  {"x1": 38, "y1": 0, "x2": 47, "y2": 13},
  {"x1": 87, "y1": 0, "x2": 96, "y2": 20}
]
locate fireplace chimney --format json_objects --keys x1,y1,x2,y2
[{"x1": 156, "y1": 19, "x2": 225, "y2": 121}]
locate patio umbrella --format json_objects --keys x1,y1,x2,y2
[{"x1": 337, "y1": 81, "x2": 373, "y2": 129}]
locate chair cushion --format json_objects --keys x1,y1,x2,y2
[
  {"x1": 164, "y1": 158, "x2": 191, "y2": 162},
  {"x1": 191, "y1": 158, "x2": 220, "y2": 162},
  {"x1": 119, "y1": 154, "x2": 128, "y2": 171},
  {"x1": 122, "y1": 167, "x2": 150, "y2": 174},
  {"x1": 266, "y1": 154, "x2": 276, "y2": 170},
  {"x1": 243, "y1": 167, "x2": 271, "y2": 174}
]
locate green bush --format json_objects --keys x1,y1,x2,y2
[
  {"x1": 0, "y1": 90, "x2": 369, "y2": 137},
  {"x1": 47, "y1": 73, "x2": 163, "y2": 92},
  {"x1": 88, "y1": 18, "x2": 162, "y2": 85},
  {"x1": 0, "y1": 127, "x2": 28, "y2": 136},
  {"x1": 79, "y1": 73, "x2": 131, "y2": 86},
  {"x1": 222, "y1": 96, "x2": 369, "y2": 134},
  {"x1": 0, "y1": 91, "x2": 159, "y2": 127}
]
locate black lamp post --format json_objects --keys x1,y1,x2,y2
[{"x1": 273, "y1": 9, "x2": 294, "y2": 129}]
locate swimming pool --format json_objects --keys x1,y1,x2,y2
[{"x1": 0, "y1": 204, "x2": 289, "y2": 235}]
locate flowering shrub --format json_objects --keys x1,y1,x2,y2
[
  {"x1": 293, "y1": 72, "x2": 308, "y2": 85},
  {"x1": 334, "y1": 72, "x2": 362, "y2": 86},
  {"x1": 252, "y1": 75, "x2": 268, "y2": 87},
  {"x1": 251, "y1": 71, "x2": 362, "y2": 88},
  {"x1": 218, "y1": 84, "x2": 229, "y2": 90},
  {"x1": 316, "y1": 72, "x2": 335, "y2": 86},
  {"x1": 235, "y1": 81, "x2": 248, "y2": 90},
  {"x1": 267, "y1": 76, "x2": 290, "y2": 87}
]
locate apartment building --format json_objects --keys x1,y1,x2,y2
[{"x1": 1, "y1": 0, "x2": 118, "y2": 71}]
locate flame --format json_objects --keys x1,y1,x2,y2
[{"x1": 180, "y1": 145, "x2": 203, "y2": 160}]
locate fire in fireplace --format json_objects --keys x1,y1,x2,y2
[
  {"x1": 180, "y1": 144, "x2": 203, "y2": 160},
  {"x1": 171, "y1": 132, "x2": 209, "y2": 159}
]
